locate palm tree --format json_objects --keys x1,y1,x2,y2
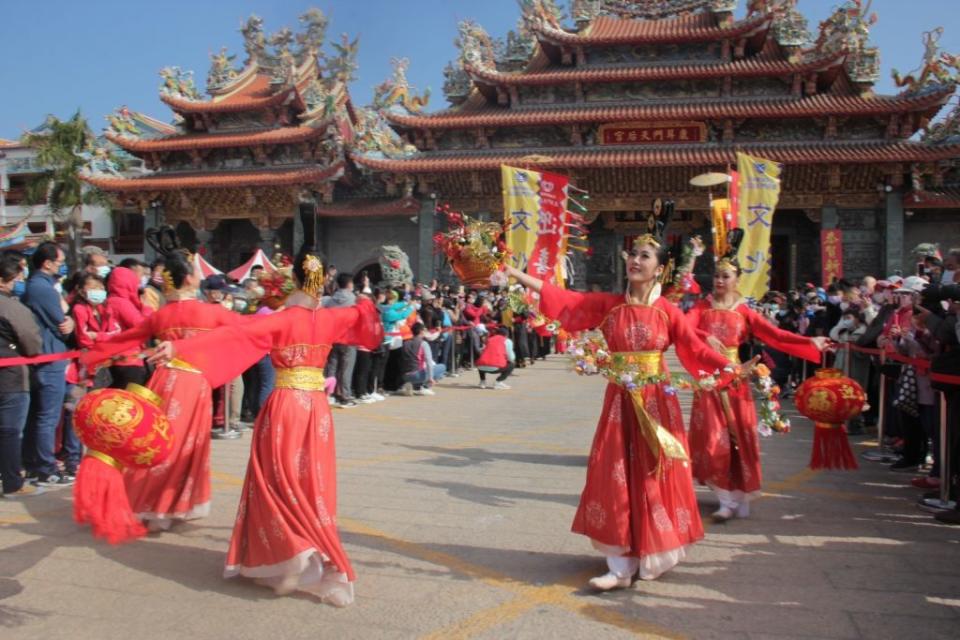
[{"x1": 23, "y1": 112, "x2": 111, "y2": 270}]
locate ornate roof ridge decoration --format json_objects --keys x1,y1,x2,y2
[
  {"x1": 456, "y1": 20, "x2": 498, "y2": 73},
  {"x1": 159, "y1": 67, "x2": 202, "y2": 103},
  {"x1": 207, "y1": 47, "x2": 241, "y2": 93},
  {"x1": 570, "y1": 0, "x2": 737, "y2": 22},
  {"x1": 373, "y1": 57, "x2": 431, "y2": 114},
  {"x1": 348, "y1": 138, "x2": 960, "y2": 173},
  {"x1": 924, "y1": 99, "x2": 960, "y2": 145},
  {"x1": 464, "y1": 47, "x2": 844, "y2": 86},
  {"x1": 443, "y1": 61, "x2": 473, "y2": 105},
  {"x1": 105, "y1": 106, "x2": 179, "y2": 140},
  {"x1": 748, "y1": 0, "x2": 809, "y2": 48},
  {"x1": 807, "y1": 0, "x2": 879, "y2": 85},
  {"x1": 383, "y1": 86, "x2": 954, "y2": 129},
  {"x1": 352, "y1": 107, "x2": 419, "y2": 161},
  {"x1": 893, "y1": 27, "x2": 960, "y2": 97}
]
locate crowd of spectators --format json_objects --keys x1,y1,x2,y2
[{"x1": 737, "y1": 249, "x2": 960, "y2": 525}]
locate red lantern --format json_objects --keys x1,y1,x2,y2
[
  {"x1": 795, "y1": 369, "x2": 865, "y2": 470},
  {"x1": 73, "y1": 384, "x2": 174, "y2": 543}
]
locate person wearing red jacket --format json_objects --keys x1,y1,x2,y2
[
  {"x1": 476, "y1": 326, "x2": 515, "y2": 390},
  {"x1": 105, "y1": 266, "x2": 153, "y2": 388},
  {"x1": 71, "y1": 273, "x2": 120, "y2": 353}
]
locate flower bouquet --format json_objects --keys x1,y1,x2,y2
[
  {"x1": 750, "y1": 363, "x2": 790, "y2": 436},
  {"x1": 259, "y1": 268, "x2": 296, "y2": 310},
  {"x1": 434, "y1": 204, "x2": 509, "y2": 286},
  {"x1": 566, "y1": 331, "x2": 719, "y2": 392}
]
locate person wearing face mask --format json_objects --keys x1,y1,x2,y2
[
  {"x1": 79, "y1": 252, "x2": 250, "y2": 533},
  {"x1": 199, "y1": 275, "x2": 244, "y2": 438},
  {"x1": 81, "y1": 246, "x2": 110, "y2": 277},
  {"x1": 105, "y1": 265, "x2": 153, "y2": 389},
  {"x1": 20, "y1": 242, "x2": 76, "y2": 487},
  {"x1": 686, "y1": 231, "x2": 828, "y2": 523},
  {"x1": 0, "y1": 255, "x2": 44, "y2": 497},
  {"x1": 505, "y1": 201, "x2": 744, "y2": 590}
]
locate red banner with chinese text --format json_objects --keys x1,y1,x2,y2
[
  {"x1": 527, "y1": 171, "x2": 571, "y2": 284},
  {"x1": 598, "y1": 121, "x2": 706, "y2": 145},
  {"x1": 821, "y1": 229, "x2": 843, "y2": 286}
]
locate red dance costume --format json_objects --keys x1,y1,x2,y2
[
  {"x1": 80, "y1": 300, "x2": 244, "y2": 529},
  {"x1": 539, "y1": 283, "x2": 732, "y2": 580},
  {"x1": 170, "y1": 301, "x2": 382, "y2": 605},
  {"x1": 686, "y1": 300, "x2": 820, "y2": 513}
]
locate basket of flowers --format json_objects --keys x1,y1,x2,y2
[{"x1": 433, "y1": 204, "x2": 509, "y2": 286}]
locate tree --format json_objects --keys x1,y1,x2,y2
[{"x1": 23, "y1": 112, "x2": 111, "y2": 270}]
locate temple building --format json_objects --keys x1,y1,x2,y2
[{"x1": 86, "y1": 1, "x2": 960, "y2": 287}]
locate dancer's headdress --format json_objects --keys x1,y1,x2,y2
[
  {"x1": 301, "y1": 254, "x2": 325, "y2": 298},
  {"x1": 631, "y1": 198, "x2": 674, "y2": 252},
  {"x1": 715, "y1": 229, "x2": 746, "y2": 275},
  {"x1": 145, "y1": 226, "x2": 192, "y2": 295}
]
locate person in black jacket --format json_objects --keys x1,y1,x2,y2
[{"x1": 0, "y1": 255, "x2": 44, "y2": 497}]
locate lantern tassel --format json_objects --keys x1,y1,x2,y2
[
  {"x1": 73, "y1": 452, "x2": 146, "y2": 544},
  {"x1": 809, "y1": 423, "x2": 858, "y2": 471}
]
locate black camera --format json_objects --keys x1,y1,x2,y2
[{"x1": 919, "y1": 283, "x2": 960, "y2": 313}]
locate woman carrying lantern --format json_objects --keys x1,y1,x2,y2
[
  {"x1": 80, "y1": 230, "x2": 248, "y2": 533},
  {"x1": 505, "y1": 200, "x2": 741, "y2": 591},
  {"x1": 147, "y1": 246, "x2": 382, "y2": 608},
  {"x1": 685, "y1": 230, "x2": 828, "y2": 522}
]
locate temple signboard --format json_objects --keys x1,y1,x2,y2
[{"x1": 597, "y1": 121, "x2": 707, "y2": 145}]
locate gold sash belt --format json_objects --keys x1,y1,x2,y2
[
  {"x1": 613, "y1": 351, "x2": 689, "y2": 470},
  {"x1": 274, "y1": 366, "x2": 326, "y2": 391},
  {"x1": 723, "y1": 346, "x2": 740, "y2": 364}
]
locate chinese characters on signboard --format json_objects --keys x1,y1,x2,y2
[
  {"x1": 821, "y1": 229, "x2": 843, "y2": 286},
  {"x1": 597, "y1": 121, "x2": 707, "y2": 145}
]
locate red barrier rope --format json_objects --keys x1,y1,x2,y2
[{"x1": 842, "y1": 342, "x2": 960, "y2": 384}]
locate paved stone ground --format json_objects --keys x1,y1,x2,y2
[{"x1": 2, "y1": 355, "x2": 959, "y2": 639}]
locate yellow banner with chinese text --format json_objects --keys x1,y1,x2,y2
[{"x1": 735, "y1": 153, "x2": 781, "y2": 300}]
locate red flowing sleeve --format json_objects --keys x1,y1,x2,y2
[
  {"x1": 742, "y1": 306, "x2": 821, "y2": 363},
  {"x1": 78, "y1": 318, "x2": 154, "y2": 371},
  {"x1": 663, "y1": 300, "x2": 733, "y2": 377},
  {"x1": 324, "y1": 298, "x2": 384, "y2": 351},
  {"x1": 172, "y1": 312, "x2": 286, "y2": 389},
  {"x1": 537, "y1": 282, "x2": 621, "y2": 332}
]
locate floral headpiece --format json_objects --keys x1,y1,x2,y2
[{"x1": 301, "y1": 254, "x2": 324, "y2": 298}]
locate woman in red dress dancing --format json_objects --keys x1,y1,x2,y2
[
  {"x1": 686, "y1": 236, "x2": 827, "y2": 522},
  {"x1": 149, "y1": 248, "x2": 382, "y2": 607},
  {"x1": 504, "y1": 222, "x2": 738, "y2": 591},
  {"x1": 80, "y1": 251, "x2": 245, "y2": 533}
]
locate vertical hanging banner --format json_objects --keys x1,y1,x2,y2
[
  {"x1": 821, "y1": 229, "x2": 844, "y2": 286},
  {"x1": 502, "y1": 165, "x2": 570, "y2": 286},
  {"x1": 735, "y1": 152, "x2": 782, "y2": 300}
]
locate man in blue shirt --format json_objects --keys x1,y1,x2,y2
[{"x1": 21, "y1": 242, "x2": 75, "y2": 486}]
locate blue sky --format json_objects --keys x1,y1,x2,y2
[{"x1": 1, "y1": 0, "x2": 959, "y2": 139}]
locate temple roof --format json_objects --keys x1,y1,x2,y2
[
  {"x1": 385, "y1": 86, "x2": 954, "y2": 130},
  {"x1": 105, "y1": 123, "x2": 330, "y2": 153},
  {"x1": 464, "y1": 50, "x2": 845, "y2": 87},
  {"x1": 82, "y1": 164, "x2": 343, "y2": 192},
  {"x1": 351, "y1": 140, "x2": 960, "y2": 173},
  {"x1": 532, "y1": 12, "x2": 770, "y2": 46},
  {"x1": 159, "y1": 74, "x2": 307, "y2": 115}
]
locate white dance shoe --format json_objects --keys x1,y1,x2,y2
[
  {"x1": 588, "y1": 571, "x2": 632, "y2": 591},
  {"x1": 711, "y1": 506, "x2": 735, "y2": 523},
  {"x1": 736, "y1": 501, "x2": 750, "y2": 518}
]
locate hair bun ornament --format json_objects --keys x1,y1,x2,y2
[
  {"x1": 145, "y1": 225, "x2": 180, "y2": 257},
  {"x1": 302, "y1": 254, "x2": 325, "y2": 298},
  {"x1": 724, "y1": 228, "x2": 745, "y2": 260}
]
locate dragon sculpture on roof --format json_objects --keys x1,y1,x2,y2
[
  {"x1": 748, "y1": 0, "x2": 809, "y2": 47},
  {"x1": 241, "y1": 15, "x2": 268, "y2": 65},
  {"x1": 159, "y1": 67, "x2": 201, "y2": 101},
  {"x1": 456, "y1": 20, "x2": 497, "y2": 72},
  {"x1": 207, "y1": 47, "x2": 239, "y2": 92},
  {"x1": 811, "y1": 0, "x2": 879, "y2": 85},
  {"x1": 373, "y1": 57, "x2": 431, "y2": 114},
  {"x1": 893, "y1": 28, "x2": 960, "y2": 96},
  {"x1": 571, "y1": 0, "x2": 735, "y2": 21},
  {"x1": 105, "y1": 106, "x2": 141, "y2": 138}
]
